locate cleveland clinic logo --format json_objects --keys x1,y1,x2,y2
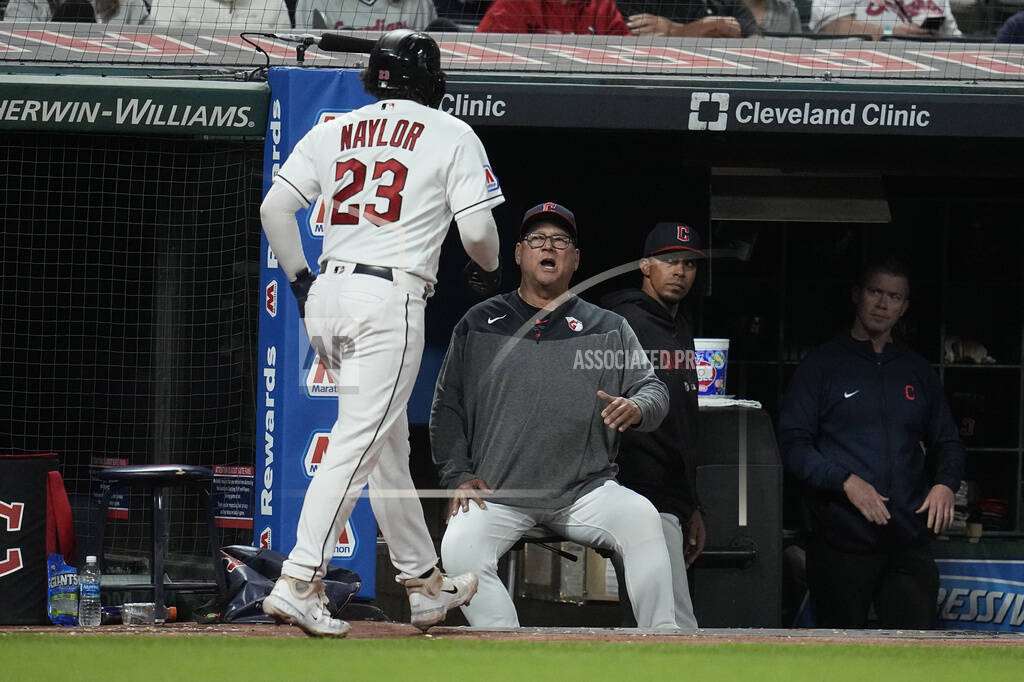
[{"x1": 688, "y1": 92, "x2": 730, "y2": 131}]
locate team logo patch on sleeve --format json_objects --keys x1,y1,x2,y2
[
  {"x1": 566, "y1": 316, "x2": 583, "y2": 332},
  {"x1": 484, "y1": 164, "x2": 500, "y2": 192}
]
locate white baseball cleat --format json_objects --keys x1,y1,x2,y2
[
  {"x1": 262, "y1": 574, "x2": 351, "y2": 638},
  {"x1": 405, "y1": 568, "x2": 479, "y2": 632}
]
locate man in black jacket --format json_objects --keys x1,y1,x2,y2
[
  {"x1": 778, "y1": 257, "x2": 965, "y2": 629},
  {"x1": 604, "y1": 221, "x2": 707, "y2": 629}
]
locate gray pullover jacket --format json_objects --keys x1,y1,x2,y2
[{"x1": 430, "y1": 291, "x2": 669, "y2": 509}]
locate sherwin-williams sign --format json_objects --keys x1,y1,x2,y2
[{"x1": 0, "y1": 75, "x2": 268, "y2": 136}]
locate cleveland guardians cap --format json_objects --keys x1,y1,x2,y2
[
  {"x1": 521, "y1": 202, "x2": 578, "y2": 242},
  {"x1": 644, "y1": 221, "x2": 705, "y2": 258}
]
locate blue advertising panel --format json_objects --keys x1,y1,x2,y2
[
  {"x1": 256, "y1": 67, "x2": 379, "y2": 598},
  {"x1": 937, "y1": 559, "x2": 1024, "y2": 632}
]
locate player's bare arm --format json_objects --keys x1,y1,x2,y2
[
  {"x1": 597, "y1": 390, "x2": 642, "y2": 432},
  {"x1": 819, "y1": 15, "x2": 936, "y2": 40},
  {"x1": 447, "y1": 478, "x2": 493, "y2": 521},
  {"x1": 629, "y1": 13, "x2": 742, "y2": 38}
]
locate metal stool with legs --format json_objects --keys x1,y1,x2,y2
[
  {"x1": 503, "y1": 526, "x2": 615, "y2": 597},
  {"x1": 93, "y1": 464, "x2": 227, "y2": 621}
]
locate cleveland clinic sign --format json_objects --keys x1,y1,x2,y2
[{"x1": 688, "y1": 92, "x2": 933, "y2": 132}]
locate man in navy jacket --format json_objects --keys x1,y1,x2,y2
[{"x1": 778, "y1": 257, "x2": 965, "y2": 629}]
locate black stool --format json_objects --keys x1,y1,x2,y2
[
  {"x1": 504, "y1": 526, "x2": 615, "y2": 596},
  {"x1": 94, "y1": 464, "x2": 227, "y2": 620}
]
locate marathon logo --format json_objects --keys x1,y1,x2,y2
[
  {"x1": 297, "y1": 110, "x2": 351, "y2": 237},
  {"x1": 265, "y1": 280, "x2": 278, "y2": 317},
  {"x1": 308, "y1": 198, "x2": 327, "y2": 238},
  {"x1": 259, "y1": 527, "x2": 272, "y2": 549},
  {"x1": 303, "y1": 337, "x2": 358, "y2": 394},
  {"x1": 304, "y1": 432, "x2": 332, "y2": 478},
  {"x1": 260, "y1": 346, "x2": 277, "y2": 516},
  {"x1": 333, "y1": 520, "x2": 357, "y2": 559},
  {"x1": 687, "y1": 91, "x2": 932, "y2": 132},
  {"x1": 316, "y1": 110, "x2": 351, "y2": 125},
  {"x1": 305, "y1": 353, "x2": 337, "y2": 397}
]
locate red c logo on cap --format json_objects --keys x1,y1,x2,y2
[
  {"x1": 543, "y1": 202, "x2": 558, "y2": 213},
  {"x1": 677, "y1": 225, "x2": 691, "y2": 243},
  {"x1": 905, "y1": 385, "x2": 915, "y2": 401}
]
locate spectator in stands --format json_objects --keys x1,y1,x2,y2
[
  {"x1": 295, "y1": 0, "x2": 436, "y2": 31},
  {"x1": 476, "y1": 0, "x2": 630, "y2": 34},
  {"x1": 743, "y1": 0, "x2": 801, "y2": 33},
  {"x1": 616, "y1": 0, "x2": 761, "y2": 38},
  {"x1": 996, "y1": 11, "x2": 1024, "y2": 43},
  {"x1": 146, "y1": 0, "x2": 291, "y2": 29},
  {"x1": 809, "y1": 0, "x2": 960, "y2": 39},
  {"x1": 2, "y1": 0, "x2": 148, "y2": 22},
  {"x1": 434, "y1": 0, "x2": 492, "y2": 26}
]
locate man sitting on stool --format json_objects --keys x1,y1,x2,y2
[{"x1": 430, "y1": 202, "x2": 677, "y2": 629}]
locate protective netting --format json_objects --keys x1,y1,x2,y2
[
  {"x1": 1, "y1": 3, "x2": 1023, "y2": 80},
  {"x1": 0, "y1": 132, "x2": 262, "y2": 571}
]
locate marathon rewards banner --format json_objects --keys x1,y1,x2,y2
[
  {"x1": 256, "y1": 67, "x2": 380, "y2": 598},
  {"x1": 937, "y1": 559, "x2": 1024, "y2": 632}
]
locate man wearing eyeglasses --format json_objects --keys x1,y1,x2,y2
[
  {"x1": 778, "y1": 257, "x2": 965, "y2": 629},
  {"x1": 603, "y1": 221, "x2": 707, "y2": 629},
  {"x1": 429, "y1": 202, "x2": 678, "y2": 629}
]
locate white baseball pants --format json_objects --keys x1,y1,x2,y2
[
  {"x1": 441, "y1": 480, "x2": 678, "y2": 628},
  {"x1": 281, "y1": 264, "x2": 437, "y2": 583},
  {"x1": 658, "y1": 512, "x2": 699, "y2": 628}
]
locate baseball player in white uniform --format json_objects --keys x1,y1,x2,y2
[{"x1": 259, "y1": 29, "x2": 504, "y2": 637}]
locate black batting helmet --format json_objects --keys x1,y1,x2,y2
[{"x1": 361, "y1": 29, "x2": 446, "y2": 109}]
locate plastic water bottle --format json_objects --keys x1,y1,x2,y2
[{"x1": 78, "y1": 556, "x2": 102, "y2": 627}]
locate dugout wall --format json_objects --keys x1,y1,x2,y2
[
  {"x1": 0, "y1": 78, "x2": 269, "y2": 598},
  {"x1": 3, "y1": 29, "x2": 1024, "y2": 626}
]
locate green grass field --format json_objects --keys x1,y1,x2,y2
[{"x1": 3, "y1": 635, "x2": 1023, "y2": 682}]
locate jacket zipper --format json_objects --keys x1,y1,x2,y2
[{"x1": 878, "y1": 358, "x2": 893, "y2": 496}]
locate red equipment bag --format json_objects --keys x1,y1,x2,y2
[{"x1": 0, "y1": 454, "x2": 76, "y2": 625}]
